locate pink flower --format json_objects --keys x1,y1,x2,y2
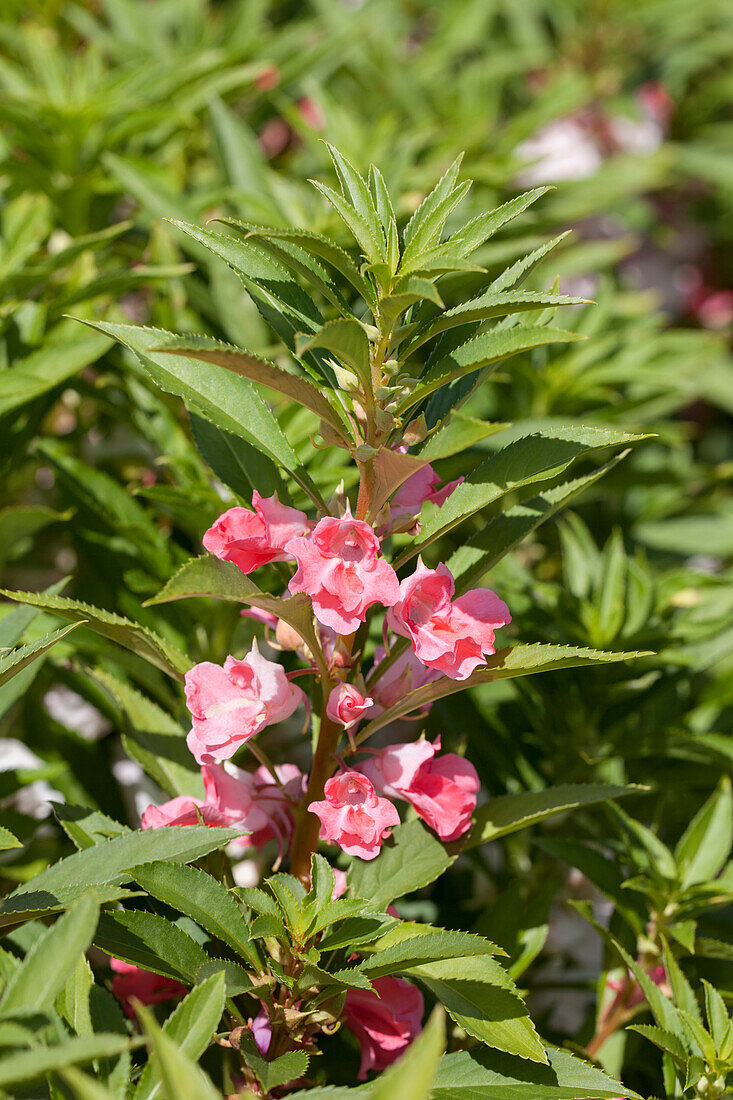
[
  {"x1": 361, "y1": 738, "x2": 479, "y2": 841},
  {"x1": 250, "y1": 1007, "x2": 272, "y2": 1054},
  {"x1": 332, "y1": 868, "x2": 348, "y2": 899},
  {"x1": 607, "y1": 965, "x2": 670, "y2": 1010},
  {"x1": 387, "y1": 561, "x2": 510, "y2": 680},
  {"x1": 344, "y1": 977, "x2": 424, "y2": 1079},
  {"x1": 327, "y1": 683, "x2": 374, "y2": 730},
  {"x1": 243, "y1": 763, "x2": 306, "y2": 854},
  {"x1": 203, "y1": 493, "x2": 307, "y2": 575},
  {"x1": 389, "y1": 465, "x2": 462, "y2": 528},
  {"x1": 309, "y1": 771, "x2": 399, "y2": 860},
  {"x1": 288, "y1": 510, "x2": 400, "y2": 635},
  {"x1": 142, "y1": 761, "x2": 306, "y2": 857},
  {"x1": 185, "y1": 644, "x2": 304, "y2": 764},
  {"x1": 110, "y1": 958, "x2": 186, "y2": 1018},
  {"x1": 368, "y1": 647, "x2": 441, "y2": 718}
]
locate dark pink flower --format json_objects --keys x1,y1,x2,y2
[
  {"x1": 185, "y1": 644, "x2": 304, "y2": 764},
  {"x1": 368, "y1": 646, "x2": 441, "y2": 718},
  {"x1": 344, "y1": 977, "x2": 424, "y2": 1079},
  {"x1": 309, "y1": 771, "x2": 399, "y2": 860},
  {"x1": 288, "y1": 510, "x2": 400, "y2": 635},
  {"x1": 327, "y1": 683, "x2": 374, "y2": 730},
  {"x1": 389, "y1": 465, "x2": 463, "y2": 528},
  {"x1": 250, "y1": 1007, "x2": 272, "y2": 1054},
  {"x1": 203, "y1": 493, "x2": 307, "y2": 575},
  {"x1": 387, "y1": 561, "x2": 510, "y2": 680},
  {"x1": 361, "y1": 738, "x2": 479, "y2": 841},
  {"x1": 110, "y1": 958, "x2": 186, "y2": 1018}
]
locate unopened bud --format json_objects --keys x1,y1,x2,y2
[
  {"x1": 402, "y1": 413, "x2": 428, "y2": 445},
  {"x1": 375, "y1": 407, "x2": 395, "y2": 433},
  {"x1": 332, "y1": 364, "x2": 360, "y2": 391},
  {"x1": 354, "y1": 443, "x2": 379, "y2": 461}
]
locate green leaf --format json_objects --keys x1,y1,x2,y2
[
  {"x1": 397, "y1": 327, "x2": 585, "y2": 415},
  {"x1": 146, "y1": 555, "x2": 329, "y2": 681},
  {"x1": 0, "y1": 895, "x2": 98, "y2": 1017},
  {"x1": 397, "y1": 427, "x2": 646, "y2": 562},
  {"x1": 0, "y1": 328, "x2": 112, "y2": 418},
  {"x1": 93, "y1": 670, "x2": 202, "y2": 799},
  {"x1": 419, "y1": 415, "x2": 509, "y2": 461},
  {"x1": 429, "y1": 1044, "x2": 641, "y2": 1098},
  {"x1": 238, "y1": 1028, "x2": 310, "y2": 1093},
  {"x1": 401, "y1": 181, "x2": 472, "y2": 272},
  {"x1": 190, "y1": 413, "x2": 284, "y2": 500},
  {"x1": 296, "y1": 318, "x2": 371, "y2": 385},
  {"x1": 408, "y1": 955, "x2": 546, "y2": 1063},
  {"x1": 0, "y1": 827, "x2": 21, "y2": 852},
  {"x1": 56, "y1": 954, "x2": 94, "y2": 1037},
  {"x1": 454, "y1": 187, "x2": 552, "y2": 257},
  {"x1": 130, "y1": 863, "x2": 260, "y2": 972},
  {"x1": 0, "y1": 1035, "x2": 133, "y2": 1089},
  {"x1": 674, "y1": 776, "x2": 733, "y2": 888},
  {"x1": 0, "y1": 886, "x2": 135, "y2": 936},
  {"x1": 407, "y1": 292, "x2": 589, "y2": 355},
  {"x1": 627, "y1": 1024, "x2": 687, "y2": 1066},
  {"x1": 370, "y1": 1005, "x2": 445, "y2": 1100},
  {"x1": 136, "y1": 1005, "x2": 220, "y2": 1100},
  {"x1": 60, "y1": 1066, "x2": 118, "y2": 1100},
  {"x1": 359, "y1": 645, "x2": 649, "y2": 740},
  {"x1": 195, "y1": 959, "x2": 253, "y2": 996},
  {"x1": 702, "y1": 980, "x2": 730, "y2": 1049},
  {"x1": 311, "y1": 177, "x2": 384, "y2": 265},
  {"x1": 359, "y1": 931, "x2": 503, "y2": 977},
  {"x1": 0, "y1": 587, "x2": 190, "y2": 681},
  {"x1": 54, "y1": 805, "x2": 130, "y2": 850},
  {"x1": 325, "y1": 144, "x2": 385, "y2": 252},
  {"x1": 348, "y1": 821, "x2": 454, "y2": 909},
  {"x1": 2, "y1": 827, "x2": 239, "y2": 925},
  {"x1": 95, "y1": 909, "x2": 207, "y2": 984},
  {"x1": 75, "y1": 319, "x2": 323, "y2": 508},
  {"x1": 447, "y1": 456, "x2": 627, "y2": 593},
  {"x1": 217, "y1": 220, "x2": 373, "y2": 304},
  {"x1": 0, "y1": 621, "x2": 83, "y2": 687},
  {"x1": 155, "y1": 336, "x2": 351, "y2": 443},
  {"x1": 466, "y1": 784, "x2": 644, "y2": 848},
  {"x1": 134, "y1": 972, "x2": 226, "y2": 1100}
]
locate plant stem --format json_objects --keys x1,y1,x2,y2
[{"x1": 289, "y1": 430, "x2": 376, "y2": 881}]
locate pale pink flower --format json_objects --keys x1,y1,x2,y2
[
  {"x1": 309, "y1": 771, "x2": 399, "y2": 860},
  {"x1": 344, "y1": 977, "x2": 424, "y2": 1079},
  {"x1": 142, "y1": 762, "x2": 306, "y2": 857},
  {"x1": 387, "y1": 561, "x2": 510, "y2": 680},
  {"x1": 607, "y1": 965, "x2": 670, "y2": 1010},
  {"x1": 110, "y1": 959, "x2": 186, "y2": 1018},
  {"x1": 327, "y1": 683, "x2": 374, "y2": 730},
  {"x1": 361, "y1": 738, "x2": 479, "y2": 841},
  {"x1": 288, "y1": 510, "x2": 400, "y2": 634},
  {"x1": 203, "y1": 493, "x2": 307, "y2": 575},
  {"x1": 389, "y1": 465, "x2": 463, "y2": 528},
  {"x1": 242, "y1": 763, "x2": 306, "y2": 853},
  {"x1": 185, "y1": 644, "x2": 304, "y2": 764},
  {"x1": 332, "y1": 868, "x2": 348, "y2": 899},
  {"x1": 368, "y1": 646, "x2": 441, "y2": 718}
]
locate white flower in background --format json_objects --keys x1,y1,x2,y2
[
  {"x1": 0, "y1": 738, "x2": 62, "y2": 819},
  {"x1": 44, "y1": 684, "x2": 112, "y2": 742},
  {"x1": 515, "y1": 118, "x2": 602, "y2": 186},
  {"x1": 112, "y1": 755, "x2": 158, "y2": 822}
]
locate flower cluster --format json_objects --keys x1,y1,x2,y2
[{"x1": 140, "y1": 485, "x2": 510, "y2": 1074}]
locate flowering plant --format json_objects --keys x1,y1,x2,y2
[{"x1": 0, "y1": 147, "x2": 673, "y2": 1099}]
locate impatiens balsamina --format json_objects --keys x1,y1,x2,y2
[{"x1": 72, "y1": 146, "x2": 650, "y2": 1096}]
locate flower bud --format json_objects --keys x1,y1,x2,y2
[{"x1": 402, "y1": 414, "x2": 428, "y2": 445}]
